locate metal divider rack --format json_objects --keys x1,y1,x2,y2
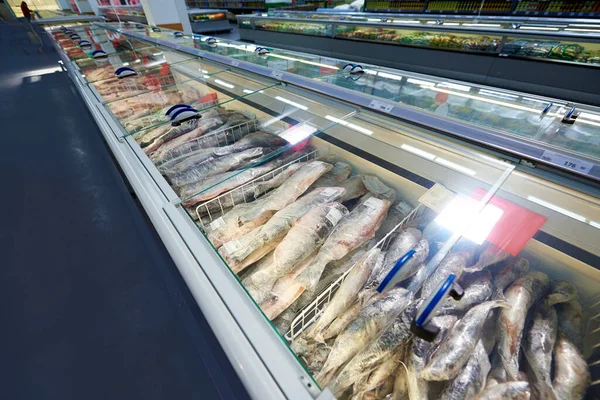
[
  {"x1": 286, "y1": 203, "x2": 429, "y2": 342},
  {"x1": 122, "y1": 98, "x2": 220, "y2": 138},
  {"x1": 196, "y1": 147, "x2": 327, "y2": 227},
  {"x1": 155, "y1": 118, "x2": 262, "y2": 169}
]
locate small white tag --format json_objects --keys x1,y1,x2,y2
[
  {"x1": 395, "y1": 201, "x2": 412, "y2": 216},
  {"x1": 418, "y1": 183, "x2": 455, "y2": 213},
  {"x1": 209, "y1": 216, "x2": 225, "y2": 230},
  {"x1": 270, "y1": 70, "x2": 283, "y2": 79},
  {"x1": 326, "y1": 207, "x2": 344, "y2": 226},
  {"x1": 320, "y1": 188, "x2": 338, "y2": 198},
  {"x1": 223, "y1": 239, "x2": 241, "y2": 254},
  {"x1": 541, "y1": 150, "x2": 594, "y2": 174},
  {"x1": 363, "y1": 197, "x2": 383, "y2": 209},
  {"x1": 368, "y1": 100, "x2": 394, "y2": 114},
  {"x1": 230, "y1": 60, "x2": 240, "y2": 67}
]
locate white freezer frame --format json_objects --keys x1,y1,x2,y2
[{"x1": 48, "y1": 34, "x2": 334, "y2": 400}]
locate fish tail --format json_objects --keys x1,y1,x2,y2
[
  {"x1": 535, "y1": 380, "x2": 558, "y2": 400},
  {"x1": 487, "y1": 299, "x2": 511, "y2": 310}
]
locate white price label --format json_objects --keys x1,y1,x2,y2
[
  {"x1": 209, "y1": 216, "x2": 225, "y2": 231},
  {"x1": 320, "y1": 188, "x2": 339, "y2": 198},
  {"x1": 418, "y1": 183, "x2": 455, "y2": 213},
  {"x1": 541, "y1": 150, "x2": 593, "y2": 174},
  {"x1": 270, "y1": 70, "x2": 283, "y2": 80},
  {"x1": 363, "y1": 197, "x2": 383, "y2": 209},
  {"x1": 368, "y1": 100, "x2": 394, "y2": 114},
  {"x1": 326, "y1": 207, "x2": 344, "y2": 226},
  {"x1": 223, "y1": 240, "x2": 241, "y2": 254},
  {"x1": 230, "y1": 60, "x2": 240, "y2": 67}
]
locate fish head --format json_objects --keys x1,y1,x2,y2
[{"x1": 548, "y1": 279, "x2": 577, "y2": 306}]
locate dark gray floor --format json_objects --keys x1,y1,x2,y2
[
  {"x1": 0, "y1": 20, "x2": 249, "y2": 400},
  {"x1": 213, "y1": 22, "x2": 241, "y2": 40}
]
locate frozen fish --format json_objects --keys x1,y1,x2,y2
[
  {"x1": 440, "y1": 341, "x2": 490, "y2": 400},
  {"x1": 438, "y1": 271, "x2": 492, "y2": 315},
  {"x1": 242, "y1": 202, "x2": 349, "y2": 302},
  {"x1": 548, "y1": 280, "x2": 577, "y2": 306},
  {"x1": 464, "y1": 244, "x2": 511, "y2": 273},
  {"x1": 214, "y1": 131, "x2": 288, "y2": 156},
  {"x1": 421, "y1": 251, "x2": 471, "y2": 298},
  {"x1": 422, "y1": 300, "x2": 508, "y2": 381},
  {"x1": 475, "y1": 381, "x2": 530, "y2": 400},
  {"x1": 556, "y1": 299, "x2": 584, "y2": 351},
  {"x1": 491, "y1": 257, "x2": 529, "y2": 299},
  {"x1": 553, "y1": 332, "x2": 590, "y2": 400},
  {"x1": 316, "y1": 287, "x2": 414, "y2": 386},
  {"x1": 497, "y1": 271, "x2": 549, "y2": 380}
]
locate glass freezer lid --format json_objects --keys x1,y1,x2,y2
[
  {"x1": 105, "y1": 72, "x2": 284, "y2": 135},
  {"x1": 84, "y1": 50, "x2": 199, "y2": 84},
  {"x1": 88, "y1": 58, "x2": 229, "y2": 103},
  {"x1": 315, "y1": 67, "x2": 600, "y2": 162},
  {"x1": 74, "y1": 46, "x2": 178, "y2": 78}
]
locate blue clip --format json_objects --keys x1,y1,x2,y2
[
  {"x1": 135, "y1": 23, "x2": 144, "y2": 29},
  {"x1": 64, "y1": 29, "x2": 73, "y2": 34},
  {"x1": 114, "y1": 66, "x2": 137, "y2": 79},
  {"x1": 91, "y1": 50, "x2": 108, "y2": 58},
  {"x1": 206, "y1": 37, "x2": 217, "y2": 45},
  {"x1": 78, "y1": 40, "x2": 91, "y2": 47},
  {"x1": 411, "y1": 273, "x2": 464, "y2": 341},
  {"x1": 342, "y1": 63, "x2": 354, "y2": 71},
  {"x1": 70, "y1": 33, "x2": 81, "y2": 39},
  {"x1": 376, "y1": 249, "x2": 415, "y2": 293},
  {"x1": 165, "y1": 103, "x2": 193, "y2": 117},
  {"x1": 255, "y1": 47, "x2": 270, "y2": 55},
  {"x1": 152, "y1": 27, "x2": 161, "y2": 32},
  {"x1": 174, "y1": 31, "x2": 184, "y2": 37},
  {"x1": 170, "y1": 107, "x2": 200, "y2": 126},
  {"x1": 350, "y1": 64, "x2": 364, "y2": 74}
]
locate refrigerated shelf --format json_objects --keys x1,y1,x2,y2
[
  {"x1": 237, "y1": 12, "x2": 600, "y2": 105},
  {"x1": 188, "y1": 9, "x2": 231, "y2": 33},
  {"x1": 40, "y1": 20, "x2": 600, "y2": 400}
]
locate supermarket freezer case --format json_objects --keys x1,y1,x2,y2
[
  {"x1": 237, "y1": 12, "x2": 600, "y2": 105},
  {"x1": 40, "y1": 20, "x2": 600, "y2": 400}
]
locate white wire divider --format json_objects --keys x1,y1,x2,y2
[
  {"x1": 286, "y1": 203, "x2": 429, "y2": 342},
  {"x1": 195, "y1": 147, "x2": 328, "y2": 227}
]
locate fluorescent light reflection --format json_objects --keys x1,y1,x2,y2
[
  {"x1": 401, "y1": 144, "x2": 435, "y2": 160},
  {"x1": 275, "y1": 96, "x2": 308, "y2": 110},
  {"x1": 462, "y1": 23, "x2": 501, "y2": 27},
  {"x1": 407, "y1": 78, "x2": 434, "y2": 86},
  {"x1": 520, "y1": 26, "x2": 560, "y2": 31},
  {"x1": 243, "y1": 89, "x2": 265, "y2": 94},
  {"x1": 527, "y1": 196, "x2": 586, "y2": 222},
  {"x1": 435, "y1": 195, "x2": 504, "y2": 244},
  {"x1": 565, "y1": 28, "x2": 600, "y2": 33},
  {"x1": 325, "y1": 115, "x2": 373, "y2": 135},
  {"x1": 280, "y1": 124, "x2": 316, "y2": 145},
  {"x1": 438, "y1": 82, "x2": 471, "y2": 91},
  {"x1": 429, "y1": 87, "x2": 539, "y2": 113},
  {"x1": 378, "y1": 71, "x2": 403, "y2": 81},
  {"x1": 214, "y1": 79, "x2": 234, "y2": 88},
  {"x1": 268, "y1": 54, "x2": 339, "y2": 70},
  {"x1": 435, "y1": 157, "x2": 477, "y2": 176}
]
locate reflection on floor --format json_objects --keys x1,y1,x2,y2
[
  {"x1": 213, "y1": 22, "x2": 241, "y2": 41},
  {"x1": 0, "y1": 20, "x2": 249, "y2": 400}
]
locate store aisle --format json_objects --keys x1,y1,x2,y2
[{"x1": 0, "y1": 21, "x2": 249, "y2": 400}]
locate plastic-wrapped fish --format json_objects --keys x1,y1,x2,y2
[
  {"x1": 422, "y1": 300, "x2": 508, "y2": 381},
  {"x1": 491, "y1": 257, "x2": 529, "y2": 300},
  {"x1": 438, "y1": 271, "x2": 492, "y2": 315},
  {"x1": 242, "y1": 202, "x2": 349, "y2": 303},
  {"x1": 464, "y1": 244, "x2": 511, "y2": 272},
  {"x1": 221, "y1": 186, "x2": 346, "y2": 272},
  {"x1": 553, "y1": 332, "x2": 590, "y2": 400},
  {"x1": 556, "y1": 299, "x2": 584, "y2": 352},
  {"x1": 497, "y1": 272, "x2": 549, "y2": 380},
  {"x1": 316, "y1": 287, "x2": 414, "y2": 386},
  {"x1": 166, "y1": 147, "x2": 266, "y2": 188},
  {"x1": 307, "y1": 248, "x2": 381, "y2": 340},
  {"x1": 440, "y1": 341, "x2": 490, "y2": 400}
]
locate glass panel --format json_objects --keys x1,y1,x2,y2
[
  {"x1": 503, "y1": 37, "x2": 600, "y2": 67},
  {"x1": 74, "y1": 47, "x2": 175, "y2": 80},
  {"x1": 105, "y1": 70, "x2": 282, "y2": 134},
  {"x1": 335, "y1": 24, "x2": 501, "y2": 53},
  {"x1": 228, "y1": 49, "x2": 345, "y2": 80},
  {"x1": 253, "y1": 19, "x2": 333, "y2": 37},
  {"x1": 88, "y1": 58, "x2": 227, "y2": 102},
  {"x1": 84, "y1": 50, "x2": 197, "y2": 84}
]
